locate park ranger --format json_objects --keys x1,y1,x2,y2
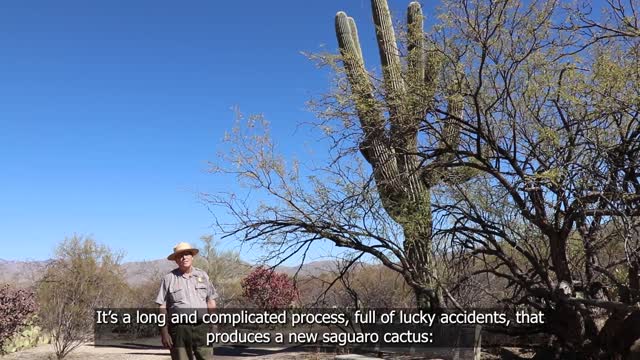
[{"x1": 156, "y1": 242, "x2": 218, "y2": 360}]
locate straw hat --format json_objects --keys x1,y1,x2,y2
[{"x1": 167, "y1": 242, "x2": 199, "y2": 261}]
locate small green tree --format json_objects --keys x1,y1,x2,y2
[
  {"x1": 194, "y1": 235, "x2": 250, "y2": 307},
  {"x1": 37, "y1": 235, "x2": 127, "y2": 359}
]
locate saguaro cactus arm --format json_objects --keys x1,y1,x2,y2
[
  {"x1": 371, "y1": 0, "x2": 406, "y2": 107},
  {"x1": 347, "y1": 16, "x2": 364, "y2": 63},
  {"x1": 407, "y1": 1, "x2": 425, "y2": 83},
  {"x1": 335, "y1": 12, "x2": 400, "y2": 201}
]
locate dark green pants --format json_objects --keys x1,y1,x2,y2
[{"x1": 169, "y1": 323, "x2": 213, "y2": 360}]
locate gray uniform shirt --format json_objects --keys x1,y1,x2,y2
[{"x1": 155, "y1": 267, "x2": 218, "y2": 310}]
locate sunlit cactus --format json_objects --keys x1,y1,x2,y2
[{"x1": 334, "y1": 0, "x2": 465, "y2": 310}]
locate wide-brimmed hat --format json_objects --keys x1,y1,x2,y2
[{"x1": 167, "y1": 242, "x2": 199, "y2": 261}]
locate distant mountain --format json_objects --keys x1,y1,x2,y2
[
  {"x1": 120, "y1": 259, "x2": 176, "y2": 284},
  {"x1": 0, "y1": 258, "x2": 338, "y2": 287},
  {"x1": 276, "y1": 260, "x2": 342, "y2": 277},
  {"x1": 0, "y1": 259, "x2": 50, "y2": 287}
]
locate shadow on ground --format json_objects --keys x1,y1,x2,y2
[{"x1": 95, "y1": 342, "x2": 164, "y2": 350}]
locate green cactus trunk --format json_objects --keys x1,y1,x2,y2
[
  {"x1": 403, "y1": 209, "x2": 440, "y2": 311},
  {"x1": 335, "y1": 0, "x2": 464, "y2": 310}
]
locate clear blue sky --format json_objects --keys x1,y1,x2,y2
[{"x1": 1, "y1": 0, "x2": 445, "y2": 263}]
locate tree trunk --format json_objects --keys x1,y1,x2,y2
[
  {"x1": 549, "y1": 232, "x2": 572, "y2": 284},
  {"x1": 629, "y1": 261, "x2": 640, "y2": 304},
  {"x1": 414, "y1": 286, "x2": 439, "y2": 311}
]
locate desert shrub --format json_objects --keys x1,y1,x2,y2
[
  {"x1": 194, "y1": 235, "x2": 250, "y2": 307},
  {"x1": 347, "y1": 265, "x2": 414, "y2": 308},
  {"x1": 296, "y1": 263, "x2": 413, "y2": 308},
  {"x1": 37, "y1": 235, "x2": 127, "y2": 359},
  {"x1": 128, "y1": 272, "x2": 165, "y2": 308},
  {"x1": 0, "y1": 284, "x2": 38, "y2": 354},
  {"x1": 241, "y1": 266, "x2": 298, "y2": 309},
  {"x1": 214, "y1": 277, "x2": 246, "y2": 308}
]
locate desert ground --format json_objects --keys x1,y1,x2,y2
[
  {"x1": 0, "y1": 343, "x2": 340, "y2": 360},
  {"x1": 1, "y1": 343, "x2": 534, "y2": 360}
]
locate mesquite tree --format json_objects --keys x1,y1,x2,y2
[
  {"x1": 37, "y1": 236, "x2": 128, "y2": 359},
  {"x1": 424, "y1": 0, "x2": 640, "y2": 356}
]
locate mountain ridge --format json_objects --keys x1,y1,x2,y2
[{"x1": 0, "y1": 258, "x2": 341, "y2": 287}]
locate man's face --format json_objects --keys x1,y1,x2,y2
[{"x1": 175, "y1": 251, "x2": 193, "y2": 269}]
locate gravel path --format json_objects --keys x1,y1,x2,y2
[
  {"x1": 1, "y1": 341, "x2": 515, "y2": 359},
  {"x1": 0, "y1": 342, "x2": 338, "y2": 360}
]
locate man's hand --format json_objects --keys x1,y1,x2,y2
[
  {"x1": 160, "y1": 326, "x2": 173, "y2": 349},
  {"x1": 158, "y1": 304, "x2": 172, "y2": 349}
]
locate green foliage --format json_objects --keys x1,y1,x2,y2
[
  {"x1": 127, "y1": 273, "x2": 165, "y2": 308},
  {"x1": 37, "y1": 235, "x2": 127, "y2": 359},
  {"x1": 2, "y1": 321, "x2": 50, "y2": 354},
  {"x1": 212, "y1": 0, "x2": 640, "y2": 355},
  {"x1": 295, "y1": 262, "x2": 413, "y2": 308},
  {"x1": 193, "y1": 235, "x2": 250, "y2": 307}
]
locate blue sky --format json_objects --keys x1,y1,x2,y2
[{"x1": 1, "y1": 0, "x2": 443, "y2": 263}]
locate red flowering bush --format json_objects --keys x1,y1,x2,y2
[
  {"x1": 241, "y1": 266, "x2": 298, "y2": 309},
  {"x1": 0, "y1": 284, "x2": 38, "y2": 353}
]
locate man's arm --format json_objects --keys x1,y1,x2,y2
[
  {"x1": 156, "y1": 277, "x2": 172, "y2": 349},
  {"x1": 206, "y1": 276, "x2": 218, "y2": 313},
  {"x1": 159, "y1": 303, "x2": 172, "y2": 349}
]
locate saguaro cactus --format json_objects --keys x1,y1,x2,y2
[{"x1": 335, "y1": 0, "x2": 464, "y2": 310}]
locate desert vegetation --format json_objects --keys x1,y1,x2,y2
[
  {"x1": 0, "y1": 234, "x2": 438, "y2": 358},
  {"x1": 209, "y1": 0, "x2": 640, "y2": 357},
  {"x1": 36, "y1": 236, "x2": 128, "y2": 359},
  {"x1": 0, "y1": 284, "x2": 38, "y2": 355},
  {"x1": 4, "y1": 0, "x2": 640, "y2": 359}
]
